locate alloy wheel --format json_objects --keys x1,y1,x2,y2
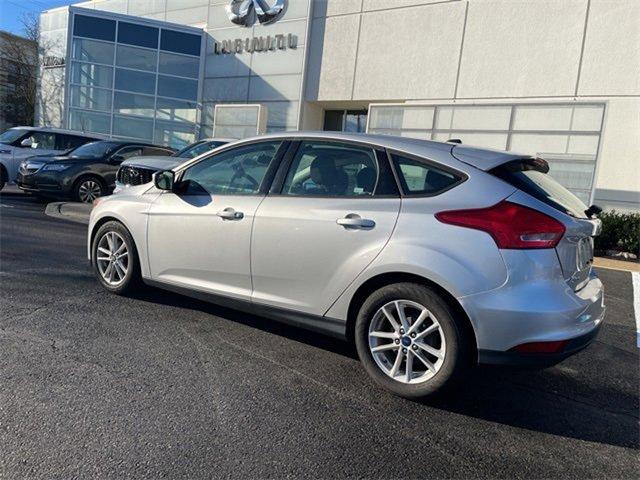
[
  {"x1": 78, "y1": 179, "x2": 102, "y2": 203},
  {"x1": 96, "y1": 231, "x2": 129, "y2": 286},
  {"x1": 368, "y1": 299, "x2": 446, "y2": 384}
]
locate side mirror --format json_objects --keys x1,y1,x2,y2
[
  {"x1": 20, "y1": 138, "x2": 33, "y2": 148},
  {"x1": 154, "y1": 170, "x2": 175, "y2": 191}
]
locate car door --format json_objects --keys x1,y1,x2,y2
[
  {"x1": 251, "y1": 140, "x2": 402, "y2": 316},
  {"x1": 146, "y1": 140, "x2": 285, "y2": 301}
]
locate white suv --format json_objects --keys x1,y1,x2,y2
[{"x1": 0, "y1": 127, "x2": 103, "y2": 190}]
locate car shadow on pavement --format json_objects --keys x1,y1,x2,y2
[{"x1": 129, "y1": 285, "x2": 638, "y2": 450}]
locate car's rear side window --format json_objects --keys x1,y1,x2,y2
[
  {"x1": 491, "y1": 158, "x2": 588, "y2": 218},
  {"x1": 391, "y1": 153, "x2": 463, "y2": 196}
]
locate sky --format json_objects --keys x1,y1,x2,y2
[{"x1": 0, "y1": 0, "x2": 73, "y2": 35}]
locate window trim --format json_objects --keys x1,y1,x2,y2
[
  {"x1": 270, "y1": 139, "x2": 398, "y2": 199},
  {"x1": 174, "y1": 139, "x2": 290, "y2": 197},
  {"x1": 386, "y1": 148, "x2": 468, "y2": 198}
]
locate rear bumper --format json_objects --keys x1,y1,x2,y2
[
  {"x1": 458, "y1": 249, "x2": 605, "y2": 365},
  {"x1": 478, "y1": 321, "x2": 603, "y2": 367}
]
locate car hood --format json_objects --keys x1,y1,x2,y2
[{"x1": 120, "y1": 156, "x2": 185, "y2": 171}]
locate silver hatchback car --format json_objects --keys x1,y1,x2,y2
[{"x1": 88, "y1": 132, "x2": 605, "y2": 398}]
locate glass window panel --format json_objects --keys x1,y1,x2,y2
[
  {"x1": 154, "y1": 121, "x2": 196, "y2": 149},
  {"x1": 282, "y1": 141, "x2": 378, "y2": 197},
  {"x1": 71, "y1": 61, "x2": 113, "y2": 88},
  {"x1": 114, "y1": 68, "x2": 156, "y2": 95},
  {"x1": 215, "y1": 106, "x2": 258, "y2": 126},
  {"x1": 509, "y1": 133, "x2": 569, "y2": 155},
  {"x1": 436, "y1": 106, "x2": 511, "y2": 130},
  {"x1": 116, "y1": 45, "x2": 157, "y2": 72},
  {"x1": 72, "y1": 38, "x2": 115, "y2": 64},
  {"x1": 344, "y1": 110, "x2": 368, "y2": 133},
  {"x1": 160, "y1": 29, "x2": 201, "y2": 56},
  {"x1": 69, "y1": 109, "x2": 111, "y2": 134},
  {"x1": 181, "y1": 141, "x2": 281, "y2": 195},
  {"x1": 432, "y1": 132, "x2": 508, "y2": 150},
  {"x1": 567, "y1": 135, "x2": 599, "y2": 155},
  {"x1": 157, "y1": 75, "x2": 197, "y2": 100},
  {"x1": 117, "y1": 21, "x2": 158, "y2": 49},
  {"x1": 571, "y1": 106, "x2": 604, "y2": 131},
  {"x1": 112, "y1": 115, "x2": 154, "y2": 140},
  {"x1": 73, "y1": 14, "x2": 115, "y2": 42},
  {"x1": 156, "y1": 97, "x2": 198, "y2": 123},
  {"x1": 214, "y1": 125, "x2": 257, "y2": 139},
  {"x1": 391, "y1": 154, "x2": 461, "y2": 195},
  {"x1": 158, "y1": 51, "x2": 199, "y2": 78},
  {"x1": 368, "y1": 106, "x2": 434, "y2": 130},
  {"x1": 114, "y1": 91, "x2": 155, "y2": 117},
  {"x1": 69, "y1": 85, "x2": 112, "y2": 111},
  {"x1": 513, "y1": 105, "x2": 573, "y2": 131},
  {"x1": 323, "y1": 110, "x2": 343, "y2": 131}
]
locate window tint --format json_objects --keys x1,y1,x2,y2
[
  {"x1": 491, "y1": 158, "x2": 589, "y2": 218},
  {"x1": 56, "y1": 134, "x2": 94, "y2": 151},
  {"x1": 116, "y1": 45, "x2": 157, "y2": 72},
  {"x1": 160, "y1": 30, "x2": 201, "y2": 56},
  {"x1": 282, "y1": 141, "x2": 378, "y2": 197},
  {"x1": 181, "y1": 141, "x2": 281, "y2": 195},
  {"x1": 72, "y1": 38, "x2": 114, "y2": 64},
  {"x1": 73, "y1": 15, "x2": 116, "y2": 42},
  {"x1": 391, "y1": 154, "x2": 461, "y2": 195},
  {"x1": 143, "y1": 146, "x2": 173, "y2": 156},
  {"x1": 112, "y1": 146, "x2": 143, "y2": 162},
  {"x1": 115, "y1": 68, "x2": 156, "y2": 95},
  {"x1": 157, "y1": 75, "x2": 197, "y2": 101},
  {"x1": 28, "y1": 132, "x2": 56, "y2": 150},
  {"x1": 117, "y1": 22, "x2": 158, "y2": 49}
]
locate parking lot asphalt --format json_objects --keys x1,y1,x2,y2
[{"x1": 0, "y1": 190, "x2": 638, "y2": 479}]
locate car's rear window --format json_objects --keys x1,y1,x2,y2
[{"x1": 491, "y1": 158, "x2": 588, "y2": 219}]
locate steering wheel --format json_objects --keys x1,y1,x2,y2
[{"x1": 229, "y1": 168, "x2": 259, "y2": 191}]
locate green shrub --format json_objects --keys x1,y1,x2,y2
[{"x1": 594, "y1": 210, "x2": 640, "y2": 255}]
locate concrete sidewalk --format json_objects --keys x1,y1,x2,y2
[{"x1": 44, "y1": 202, "x2": 92, "y2": 225}]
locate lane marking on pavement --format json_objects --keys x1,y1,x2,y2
[{"x1": 633, "y1": 271, "x2": 640, "y2": 348}]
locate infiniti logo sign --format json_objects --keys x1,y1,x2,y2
[{"x1": 226, "y1": 0, "x2": 286, "y2": 26}]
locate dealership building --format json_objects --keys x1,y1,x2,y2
[{"x1": 36, "y1": 0, "x2": 639, "y2": 210}]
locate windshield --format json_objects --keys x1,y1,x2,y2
[
  {"x1": 491, "y1": 158, "x2": 589, "y2": 218},
  {"x1": 176, "y1": 140, "x2": 228, "y2": 159},
  {"x1": 0, "y1": 128, "x2": 28, "y2": 144},
  {"x1": 68, "y1": 141, "x2": 119, "y2": 158}
]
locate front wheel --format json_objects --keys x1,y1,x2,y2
[
  {"x1": 92, "y1": 221, "x2": 141, "y2": 295},
  {"x1": 74, "y1": 176, "x2": 105, "y2": 203},
  {"x1": 354, "y1": 283, "x2": 469, "y2": 399}
]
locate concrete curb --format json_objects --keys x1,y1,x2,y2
[{"x1": 45, "y1": 202, "x2": 92, "y2": 225}]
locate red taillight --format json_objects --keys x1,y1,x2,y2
[
  {"x1": 510, "y1": 340, "x2": 568, "y2": 354},
  {"x1": 435, "y1": 200, "x2": 565, "y2": 249}
]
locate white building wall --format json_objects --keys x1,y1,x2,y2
[{"x1": 306, "y1": 0, "x2": 640, "y2": 210}]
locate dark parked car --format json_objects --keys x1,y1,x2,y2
[
  {"x1": 114, "y1": 138, "x2": 235, "y2": 192},
  {"x1": 16, "y1": 140, "x2": 175, "y2": 203}
]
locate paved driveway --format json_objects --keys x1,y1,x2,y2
[{"x1": 0, "y1": 191, "x2": 637, "y2": 478}]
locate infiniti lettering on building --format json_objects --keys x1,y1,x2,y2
[{"x1": 214, "y1": 33, "x2": 297, "y2": 54}]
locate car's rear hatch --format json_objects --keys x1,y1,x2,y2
[{"x1": 452, "y1": 146, "x2": 600, "y2": 291}]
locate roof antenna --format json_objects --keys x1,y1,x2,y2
[{"x1": 446, "y1": 139, "x2": 462, "y2": 144}]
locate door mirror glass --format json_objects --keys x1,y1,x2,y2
[
  {"x1": 154, "y1": 170, "x2": 175, "y2": 191},
  {"x1": 20, "y1": 137, "x2": 33, "y2": 148}
]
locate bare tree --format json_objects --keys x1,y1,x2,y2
[{"x1": 0, "y1": 13, "x2": 39, "y2": 128}]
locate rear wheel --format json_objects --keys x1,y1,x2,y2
[
  {"x1": 92, "y1": 221, "x2": 141, "y2": 295},
  {"x1": 74, "y1": 176, "x2": 105, "y2": 203},
  {"x1": 354, "y1": 282, "x2": 469, "y2": 399}
]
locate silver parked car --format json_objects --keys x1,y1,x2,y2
[
  {"x1": 113, "y1": 138, "x2": 235, "y2": 193},
  {"x1": 88, "y1": 132, "x2": 605, "y2": 398}
]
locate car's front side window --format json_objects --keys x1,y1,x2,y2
[
  {"x1": 281, "y1": 141, "x2": 379, "y2": 197},
  {"x1": 29, "y1": 132, "x2": 56, "y2": 150},
  {"x1": 180, "y1": 141, "x2": 282, "y2": 196}
]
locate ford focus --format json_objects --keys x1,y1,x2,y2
[{"x1": 88, "y1": 132, "x2": 605, "y2": 398}]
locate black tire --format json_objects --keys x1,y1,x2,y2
[
  {"x1": 73, "y1": 175, "x2": 106, "y2": 203},
  {"x1": 91, "y1": 221, "x2": 141, "y2": 295},
  {"x1": 0, "y1": 165, "x2": 6, "y2": 191},
  {"x1": 354, "y1": 282, "x2": 470, "y2": 399}
]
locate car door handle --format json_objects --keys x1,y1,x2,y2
[
  {"x1": 216, "y1": 207, "x2": 244, "y2": 220},
  {"x1": 336, "y1": 214, "x2": 375, "y2": 229}
]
